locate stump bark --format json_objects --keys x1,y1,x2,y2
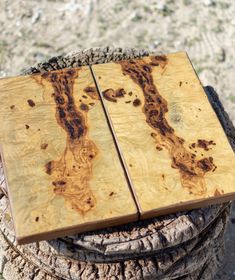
[{"x1": 0, "y1": 47, "x2": 234, "y2": 280}]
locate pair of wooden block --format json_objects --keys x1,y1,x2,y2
[{"x1": 0, "y1": 52, "x2": 234, "y2": 244}]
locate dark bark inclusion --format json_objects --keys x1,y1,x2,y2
[
  {"x1": 38, "y1": 68, "x2": 98, "y2": 214},
  {"x1": 103, "y1": 88, "x2": 126, "y2": 102},
  {"x1": 113, "y1": 56, "x2": 217, "y2": 195}
]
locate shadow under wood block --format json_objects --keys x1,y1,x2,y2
[
  {"x1": 0, "y1": 66, "x2": 137, "y2": 244},
  {"x1": 92, "y1": 51, "x2": 235, "y2": 219}
]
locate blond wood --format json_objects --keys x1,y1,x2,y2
[
  {"x1": 0, "y1": 66, "x2": 137, "y2": 244},
  {"x1": 92, "y1": 51, "x2": 235, "y2": 218},
  {"x1": 0, "y1": 46, "x2": 233, "y2": 280}
]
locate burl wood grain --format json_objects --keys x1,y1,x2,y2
[
  {"x1": 37, "y1": 69, "x2": 98, "y2": 214},
  {"x1": 0, "y1": 67, "x2": 137, "y2": 244},
  {"x1": 92, "y1": 51, "x2": 235, "y2": 218},
  {"x1": 117, "y1": 56, "x2": 216, "y2": 196}
]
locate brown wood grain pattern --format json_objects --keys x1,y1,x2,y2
[
  {"x1": 92, "y1": 51, "x2": 235, "y2": 218},
  {"x1": 0, "y1": 67, "x2": 137, "y2": 244}
]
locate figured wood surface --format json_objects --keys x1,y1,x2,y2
[
  {"x1": 0, "y1": 48, "x2": 234, "y2": 280},
  {"x1": 0, "y1": 66, "x2": 137, "y2": 244},
  {"x1": 92, "y1": 51, "x2": 235, "y2": 218}
]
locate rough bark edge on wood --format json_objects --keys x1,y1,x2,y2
[{"x1": 0, "y1": 205, "x2": 229, "y2": 280}]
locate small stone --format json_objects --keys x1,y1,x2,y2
[
  {"x1": 152, "y1": 40, "x2": 161, "y2": 48},
  {"x1": 202, "y1": 0, "x2": 215, "y2": 6},
  {"x1": 31, "y1": 10, "x2": 42, "y2": 24},
  {"x1": 155, "y1": 2, "x2": 166, "y2": 11}
]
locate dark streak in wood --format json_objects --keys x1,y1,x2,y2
[
  {"x1": 83, "y1": 86, "x2": 100, "y2": 100},
  {"x1": 80, "y1": 103, "x2": 89, "y2": 111},
  {"x1": 133, "y1": 98, "x2": 141, "y2": 107},
  {"x1": 27, "y1": 99, "x2": 35, "y2": 107},
  {"x1": 103, "y1": 88, "x2": 126, "y2": 102},
  {"x1": 190, "y1": 139, "x2": 216, "y2": 151},
  {"x1": 35, "y1": 69, "x2": 98, "y2": 214},
  {"x1": 197, "y1": 139, "x2": 216, "y2": 151},
  {"x1": 114, "y1": 56, "x2": 217, "y2": 195},
  {"x1": 45, "y1": 161, "x2": 52, "y2": 175},
  {"x1": 41, "y1": 143, "x2": 48, "y2": 150}
]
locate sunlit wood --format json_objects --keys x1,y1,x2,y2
[
  {"x1": 92, "y1": 51, "x2": 235, "y2": 218},
  {"x1": 0, "y1": 67, "x2": 137, "y2": 244}
]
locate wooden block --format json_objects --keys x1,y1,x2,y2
[
  {"x1": 92, "y1": 51, "x2": 235, "y2": 219},
  {"x1": 0, "y1": 67, "x2": 137, "y2": 244}
]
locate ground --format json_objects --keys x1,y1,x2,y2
[{"x1": 0, "y1": 0, "x2": 234, "y2": 279}]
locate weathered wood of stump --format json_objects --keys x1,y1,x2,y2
[{"x1": 0, "y1": 47, "x2": 234, "y2": 280}]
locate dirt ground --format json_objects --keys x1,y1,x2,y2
[{"x1": 0, "y1": 0, "x2": 234, "y2": 279}]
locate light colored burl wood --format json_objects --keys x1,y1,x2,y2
[
  {"x1": 92, "y1": 51, "x2": 235, "y2": 218},
  {"x1": 0, "y1": 47, "x2": 233, "y2": 280},
  {"x1": 0, "y1": 66, "x2": 137, "y2": 244}
]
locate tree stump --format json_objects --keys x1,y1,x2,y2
[{"x1": 0, "y1": 47, "x2": 234, "y2": 280}]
